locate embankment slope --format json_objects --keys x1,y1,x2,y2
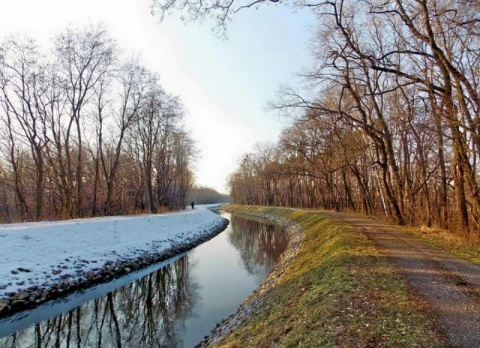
[{"x1": 201, "y1": 206, "x2": 447, "y2": 347}]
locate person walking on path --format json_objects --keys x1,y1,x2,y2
[{"x1": 191, "y1": 201, "x2": 195, "y2": 210}]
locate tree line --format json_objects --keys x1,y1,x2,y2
[
  {"x1": 0, "y1": 25, "x2": 196, "y2": 222},
  {"x1": 187, "y1": 186, "x2": 230, "y2": 205},
  {"x1": 225, "y1": 0, "x2": 480, "y2": 233}
]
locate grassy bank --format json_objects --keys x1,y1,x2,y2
[{"x1": 217, "y1": 205, "x2": 446, "y2": 347}]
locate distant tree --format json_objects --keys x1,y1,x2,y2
[{"x1": 187, "y1": 186, "x2": 230, "y2": 205}]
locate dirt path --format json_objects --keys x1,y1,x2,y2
[{"x1": 321, "y1": 211, "x2": 480, "y2": 348}]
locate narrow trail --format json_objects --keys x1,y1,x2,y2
[{"x1": 320, "y1": 211, "x2": 480, "y2": 348}]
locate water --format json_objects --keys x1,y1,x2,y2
[{"x1": 0, "y1": 212, "x2": 288, "y2": 347}]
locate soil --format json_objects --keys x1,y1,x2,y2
[{"x1": 321, "y1": 211, "x2": 480, "y2": 348}]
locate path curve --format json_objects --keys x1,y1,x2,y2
[{"x1": 321, "y1": 211, "x2": 480, "y2": 348}]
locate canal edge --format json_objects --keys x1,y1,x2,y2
[
  {"x1": 197, "y1": 207, "x2": 304, "y2": 347},
  {"x1": 0, "y1": 217, "x2": 229, "y2": 320}
]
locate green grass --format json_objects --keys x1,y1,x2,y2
[{"x1": 217, "y1": 205, "x2": 446, "y2": 348}]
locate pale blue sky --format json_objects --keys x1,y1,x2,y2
[{"x1": 0, "y1": 0, "x2": 316, "y2": 193}]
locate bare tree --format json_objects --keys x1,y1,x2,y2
[
  {"x1": 227, "y1": 0, "x2": 480, "y2": 232},
  {"x1": 54, "y1": 24, "x2": 117, "y2": 217},
  {"x1": 0, "y1": 25, "x2": 197, "y2": 222},
  {"x1": 0, "y1": 36, "x2": 50, "y2": 220},
  {"x1": 94, "y1": 58, "x2": 153, "y2": 215}
]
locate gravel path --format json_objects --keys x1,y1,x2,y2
[{"x1": 321, "y1": 211, "x2": 480, "y2": 348}]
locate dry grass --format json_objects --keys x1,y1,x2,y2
[
  {"x1": 217, "y1": 206, "x2": 447, "y2": 348},
  {"x1": 401, "y1": 224, "x2": 480, "y2": 265}
]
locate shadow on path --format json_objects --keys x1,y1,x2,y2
[{"x1": 321, "y1": 211, "x2": 480, "y2": 348}]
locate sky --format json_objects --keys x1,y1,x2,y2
[{"x1": 0, "y1": 0, "x2": 316, "y2": 194}]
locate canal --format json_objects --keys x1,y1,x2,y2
[{"x1": 0, "y1": 212, "x2": 288, "y2": 347}]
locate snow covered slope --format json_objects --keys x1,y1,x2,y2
[{"x1": 0, "y1": 207, "x2": 227, "y2": 302}]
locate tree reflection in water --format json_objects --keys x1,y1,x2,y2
[
  {"x1": 228, "y1": 215, "x2": 289, "y2": 276},
  {"x1": 1, "y1": 257, "x2": 196, "y2": 348},
  {"x1": 0, "y1": 214, "x2": 289, "y2": 347}
]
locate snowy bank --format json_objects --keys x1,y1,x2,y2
[{"x1": 0, "y1": 207, "x2": 228, "y2": 317}]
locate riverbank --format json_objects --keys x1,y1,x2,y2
[
  {"x1": 200, "y1": 206, "x2": 447, "y2": 347},
  {"x1": 0, "y1": 207, "x2": 228, "y2": 318}
]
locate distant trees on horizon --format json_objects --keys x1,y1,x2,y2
[
  {"x1": 0, "y1": 25, "x2": 196, "y2": 222},
  {"x1": 187, "y1": 186, "x2": 230, "y2": 205}
]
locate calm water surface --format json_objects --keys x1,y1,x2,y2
[{"x1": 0, "y1": 212, "x2": 288, "y2": 347}]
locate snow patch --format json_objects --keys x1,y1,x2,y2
[{"x1": 0, "y1": 207, "x2": 226, "y2": 300}]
